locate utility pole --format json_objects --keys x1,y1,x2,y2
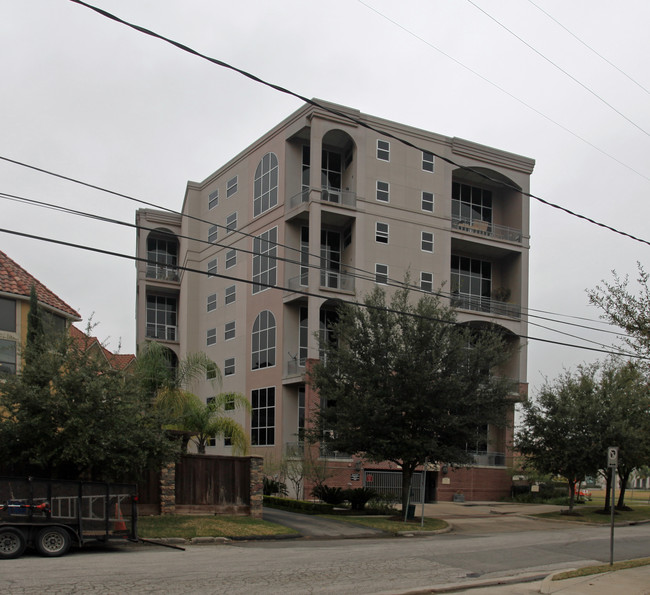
[{"x1": 608, "y1": 446, "x2": 618, "y2": 566}]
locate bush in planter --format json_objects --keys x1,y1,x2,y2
[
  {"x1": 343, "y1": 487, "x2": 377, "y2": 511},
  {"x1": 365, "y1": 492, "x2": 399, "y2": 515},
  {"x1": 263, "y1": 495, "x2": 334, "y2": 513},
  {"x1": 312, "y1": 484, "x2": 347, "y2": 505}
]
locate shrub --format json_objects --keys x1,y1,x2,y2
[
  {"x1": 263, "y1": 477, "x2": 288, "y2": 496},
  {"x1": 365, "y1": 492, "x2": 399, "y2": 515},
  {"x1": 263, "y1": 495, "x2": 334, "y2": 514},
  {"x1": 343, "y1": 487, "x2": 377, "y2": 511},
  {"x1": 312, "y1": 484, "x2": 346, "y2": 505}
]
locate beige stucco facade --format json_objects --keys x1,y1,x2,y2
[{"x1": 135, "y1": 100, "x2": 535, "y2": 499}]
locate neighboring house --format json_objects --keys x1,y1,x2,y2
[
  {"x1": 135, "y1": 99, "x2": 534, "y2": 501},
  {"x1": 0, "y1": 250, "x2": 81, "y2": 374},
  {"x1": 70, "y1": 325, "x2": 135, "y2": 372}
]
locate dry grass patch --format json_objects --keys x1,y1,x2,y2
[
  {"x1": 552, "y1": 557, "x2": 650, "y2": 581},
  {"x1": 138, "y1": 515, "x2": 298, "y2": 539}
]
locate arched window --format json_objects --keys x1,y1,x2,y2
[
  {"x1": 253, "y1": 153, "x2": 279, "y2": 217},
  {"x1": 252, "y1": 310, "x2": 276, "y2": 370}
]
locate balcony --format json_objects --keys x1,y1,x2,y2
[
  {"x1": 452, "y1": 217, "x2": 522, "y2": 243},
  {"x1": 146, "y1": 324, "x2": 177, "y2": 342},
  {"x1": 468, "y1": 451, "x2": 506, "y2": 467},
  {"x1": 451, "y1": 294, "x2": 521, "y2": 319},
  {"x1": 284, "y1": 441, "x2": 305, "y2": 458},
  {"x1": 146, "y1": 265, "x2": 179, "y2": 282},
  {"x1": 320, "y1": 270, "x2": 355, "y2": 292},
  {"x1": 286, "y1": 187, "x2": 357, "y2": 211}
]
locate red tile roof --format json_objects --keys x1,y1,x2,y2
[
  {"x1": 0, "y1": 249, "x2": 80, "y2": 319},
  {"x1": 70, "y1": 325, "x2": 136, "y2": 371}
]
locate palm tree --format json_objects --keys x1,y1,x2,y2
[{"x1": 135, "y1": 342, "x2": 250, "y2": 454}]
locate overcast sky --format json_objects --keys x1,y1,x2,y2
[{"x1": 2, "y1": 0, "x2": 649, "y2": 397}]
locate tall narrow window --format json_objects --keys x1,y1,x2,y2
[
  {"x1": 421, "y1": 231, "x2": 434, "y2": 252},
  {"x1": 225, "y1": 285, "x2": 236, "y2": 305},
  {"x1": 224, "y1": 357, "x2": 235, "y2": 376},
  {"x1": 421, "y1": 191, "x2": 434, "y2": 213},
  {"x1": 224, "y1": 321, "x2": 235, "y2": 341},
  {"x1": 207, "y1": 293, "x2": 217, "y2": 312},
  {"x1": 321, "y1": 150, "x2": 342, "y2": 203},
  {"x1": 252, "y1": 227, "x2": 278, "y2": 293},
  {"x1": 208, "y1": 189, "x2": 219, "y2": 209},
  {"x1": 376, "y1": 181, "x2": 389, "y2": 203},
  {"x1": 0, "y1": 298, "x2": 16, "y2": 332},
  {"x1": 146, "y1": 295, "x2": 177, "y2": 341},
  {"x1": 300, "y1": 227, "x2": 309, "y2": 286},
  {"x1": 320, "y1": 229, "x2": 341, "y2": 289},
  {"x1": 226, "y1": 249, "x2": 237, "y2": 269},
  {"x1": 226, "y1": 212, "x2": 237, "y2": 233},
  {"x1": 251, "y1": 387, "x2": 275, "y2": 446},
  {"x1": 207, "y1": 258, "x2": 217, "y2": 277},
  {"x1": 377, "y1": 139, "x2": 390, "y2": 161},
  {"x1": 254, "y1": 152, "x2": 279, "y2": 216},
  {"x1": 252, "y1": 310, "x2": 276, "y2": 370},
  {"x1": 299, "y1": 306, "x2": 308, "y2": 365},
  {"x1": 147, "y1": 234, "x2": 178, "y2": 280},
  {"x1": 208, "y1": 225, "x2": 219, "y2": 243},
  {"x1": 375, "y1": 263, "x2": 388, "y2": 284},
  {"x1": 206, "y1": 328, "x2": 217, "y2": 346},
  {"x1": 420, "y1": 272, "x2": 433, "y2": 292},
  {"x1": 375, "y1": 222, "x2": 389, "y2": 244},
  {"x1": 227, "y1": 176, "x2": 238, "y2": 198},
  {"x1": 451, "y1": 255, "x2": 492, "y2": 312},
  {"x1": 422, "y1": 151, "x2": 435, "y2": 172},
  {"x1": 0, "y1": 339, "x2": 16, "y2": 375},
  {"x1": 298, "y1": 386, "x2": 305, "y2": 436}
]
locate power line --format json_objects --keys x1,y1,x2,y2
[
  {"x1": 466, "y1": 0, "x2": 650, "y2": 137},
  {"x1": 1, "y1": 225, "x2": 644, "y2": 361},
  {"x1": 526, "y1": 0, "x2": 650, "y2": 97},
  {"x1": 68, "y1": 0, "x2": 650, "y2": 248},
  {"x1": 355, "y1": 0, "x2": 650, "y2": 184}
]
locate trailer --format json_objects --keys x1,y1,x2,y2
[{"x1": 0, "y1": 476, "x2": 138, "y2": 559}]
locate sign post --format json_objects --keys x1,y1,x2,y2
[{"x1": 608, "y1": 446, "x2": 618, "y2": 566}]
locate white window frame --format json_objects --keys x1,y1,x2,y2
[
  {"x1": 420, "y1": 272, "x2": 433, "y2": 292},
  {"x1": 224, "y1": 357, "x2": 235, "y2": 376},
  {"x1": 422, "y1": 151, "x2": 435, "y2": 172},
  {"x1": 208, "y1": 189, "x2": 219, "y2": 210},
  {"x1": 224, "y1": 321, "x2": 236, "y2": 341},
  {"x1": 421, "y1": 191, "x2": 434, "y2": 213},
  {"x1": 206, "y1": 327, "x2": 217, "y2": 346},
  {"x1": 225, "y1": 285, "x2": 236, "y2": 305},
  {"x1": 252, "y1": 310, "x2": 276, "y2": 371},
  {"x1": 227, "y1": 175, "x2": 238, "y2": 198},
  {"x1": 207, "y1": 258, "x2": 217, "y2": 277},
  {"x1": 207, "y1": 293, "x2": 217, "y2": 312},
  {"x1": 375, "y1": 222, "x2": 389, "y2": 244},
  {"x1": 421, "y1": 231, "x2": 434, "y2": 253},
  {"x1": 208, "y1": 224, "x2": 219, "y2": 243},
  {"x1": 254, "y1": 152, "x2": 279, "y2": 217},
  {"x1": 226, "y1": 212, "x2": 237, "y2": 233},
  {"x1": 375, "y1": 263, "x2": 388, "y2": 285},
  {"x1": 377, "y1": 139, "x2": 390, "y2": 161},
  {"x1": 225, "y1": 249, "x2": 236, "y2": 269},
  {"x1": 252, "y1": 227, "x2": 278, "y2": 294},
  {"x1": 376, "y1": 180, "x2": 390, "y2": 203}
]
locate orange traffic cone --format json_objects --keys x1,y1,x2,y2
[{"x1": 114, "y1": 503, "x2": 127, "y2": 532}]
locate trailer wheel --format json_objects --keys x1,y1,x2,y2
[
  {"x1": 36, "y1": 526, "x2": 71, "y2": 557},
  {"x1": 0, "y1": 528, "x2": 27, "y2": 559}
]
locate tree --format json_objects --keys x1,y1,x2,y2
[
  {"x1": 516, "y1": 365, "x2": 603, "y2": 513},
  {"x1": 134, "y1": 341, "x2": 250, "y2": 455},
  {"x1": 308, "y1": 284, "x2": 513, "y2": 515},
  {"x1": 0, "y1": 325, "x2": 177, "y2": 481}
]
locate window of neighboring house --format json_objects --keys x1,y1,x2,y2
[
  {"x1": 422, "y1": 151, "x2": 435, "y2": 172},
  {"x1": 420, "y1": 272, "x2": 433, "y2": 292},
  {"x1": 252, "y1": 227, "x2": 277, "y2": 293},
  {"x1": 375, "y1": 263, "x2": 388, "y2": 285},
  {"x1": 206, "y1": 362, "x2": 217, "y2": 380},
  {"x1": 376, "y1": 180, "x2": 389, "y2": 202},
  {"x1": 252, "y1": 310, "x2": 276, "y2": 370},
  {"x1": 225, "y1": 285, "x2": 236, "y2": 305},
  {"x1": 421, "y1": 191, "x2": 434, "y2": 213},
  {"x1": 207, "y1": 293, "x2": 217, "y2": 312},
  {"x1": 208, "y1": 189, "x2": 219, "y2": 210},
  {"x1": 251, "y1": 386, "x2": 275, "y2": 446},
  {"x1": 207, "y1": 327, "x2": 217, "y2": 346},
  {"x1": 224, "y1": 321, "x2": 235, "y2": 341},
  {"x1": 226, "y1": 212, "x2": 237, "y2": 233},
  {"x1": 224, "y1": 357, "x2": 235, "y2": 376},
  {"x1": 254, "y1": 152, "x2": 279, "y2": 217},
  {"x1": 146, "y1": 295, "x2": 177, "y2": 341},
  {"x1": 375, "y1": 222, "x2": 389, "y2": 244},
  {"x1": 207, "y1": 258, "x2": 217, "y2": 277},
  {"x1": 0, "y1": 339, "x2": 16, "y2": 375},
  {"x1": 227, "y1": 175, "x2": 238, "y2": 198},
  {"x1": 421, "y1": 231, "x2": 434, "y2": 252},
  {"x1": 377, "y1": 139, "x2": 390, "y2": 161},
  {"x1": 225, "y1": 249, "x2": 236, "y2": 269},
  {"x1": 208, "y1": 225, "x2": 219, "y2": 243},
  {"x1": 0, "y1": 298, "x2": 16, "y2": 332}
]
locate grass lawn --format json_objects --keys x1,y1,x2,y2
[
  {"x1": 137, "y1": 515, "x2": 298, "y2": 539},
  {"x1": 552, "y1": 557, "x2": 650, "y2": 581},
  {"x1": 535, "y1": 505, "x2": 650, "y2": 524},
  {"x1": 324, "y1": 514, "x2": 448, "y2": 534}
]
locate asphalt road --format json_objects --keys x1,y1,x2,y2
[{"x1": 1, "y1": 521, "x2": 649, "y2": 594}]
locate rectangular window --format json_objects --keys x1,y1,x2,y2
[
  {"x1": 376, "y1": 139, "x2": 390, "y2": 161},
  {"x1": 208, "y1": 224, "x2": 219, "y2": 243},
  {"x1": 253, "y1": 227, "x2": 278, "y2": 293},
  {"x1": 376, "y1": 180, "x2": 389, "y2": 203},
  {"x1": 452, "y1": 181, "x2": 492, "y2": 225},
  {"x1": 422, "y1": 151, "x2": 435, "y2": 172},
  {"x1": 375, "y1": 222, "x2": 389, "y2": 244},
  {"x1": 421, "y1": 231, "x2": 434, "y2": 252},
  {"x1": 206, "y1": 363, "x2": 217, "y2": 380},
  {"x1": 224, "y1": 357, "x2": 235, "y2": 376},
  {"x1": 225, "y1": 249, "x2": 237, "y2": 269},
  {"x1": 207, "y1": 328, "x2": 217, "y2": 346},
  {"x1": 225, "y1": 285, "x2": 236, "y2": 305},
  {"x1": 146, "y1": 295, "x2": 177, "y2": 341},
  {"x1": 207, "y1": 293, "x2": 217, "y2": 312},
  {"x1": 0, "y1": 339, "x2": 16, "y2": 375},
  {"x1": 299, "y1": 306, "x2": 308, "y2": 365},
  {"x1": 224, "y1": 321, "x2": 235, "y2": 341},
  {"x1": 375, "y1": 263, "x2": 388, "y2": 285},
  {"x1": 207, "y1": 258, "x2": 217, "y2": 277},
  {"x1": 451, "y1": 255, "x2": 492, "y2": 312},
  {"x1": 226, "y1": 212, "x2": 237, "y2": 233},
  {"x1": 227, "y1": 175, "x2": 238, "y2": 198},
  {"x1": 208, "y1": 189, "x2": 219, "y2": 210},
  {"x1": 225, "y1": 395, "x2": 235, "y2": 411},
  {"x1": 420, "y1": 272, "x2": 433, "y2": 292},
  {"x1": 251, "y1": 387, "x2": 275, "y2": 446},
  {"x1": 421, "y1": 191, "x2": 434, "y2": 213},
  {"x1": 0, "y1": 298, "x2": 16, "y2": 332}
]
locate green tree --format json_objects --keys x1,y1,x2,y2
[
  {"x1": 0, "y1": 326, "x2": 177, "y2": 481},
  {"x1": 308, "y1": 285, "x2": 513, "y2": 515}
]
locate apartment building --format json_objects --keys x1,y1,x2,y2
[{"x1": 135, "y1": 100, "x2": 535, "y2": 501}]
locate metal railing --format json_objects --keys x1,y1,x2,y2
[
  {"x1": 451, "y1": 294, "x2": 521, "y2": 318},
  {"x1": 452, "y1": 217, "x2": 522, "y2": 243},
  {"x1": 319, "y1": 270, "x2": 355, "y2": 292},
  {"x1": 146, "y1": 265, "x2": 180, "y2": 282},
  {"x1": 468, "y1": 451, "x2": 506, "y2": 467},
  {"x1": 286, "y1": 358, "x2": 305, "y2": 377},
  {"x1": 145, "y1": 324, "x2": 177, "y2": 341},
  {"x1": 287, "y1": 187, "x2": 357, "y2": 210}
]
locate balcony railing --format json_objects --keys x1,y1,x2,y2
[
  {"x1": 468, "y1": 451, "x2": 506, "y2": 467},
  {"x1": 452, "y1": 217, "x2": 522, "y2": 243},
  {"x1": 286, "y1": 358, "x2": 305, "y2": 377},
  {"x1": 284, "y1": 441, "x2": 305, "y2": 458},
  {"x1": 146, "y1": 265, "x2": 180, "y2": 282},
  {"x1": 146, "y1": 324, "x2": 177, "y2": 341},
  {"x1": 451, "y1": 294, "x2": 521, "y2": 318},
  {"x1": 320, "y1": 270, "x2": 355, "y2": 292},
  {"x1": 287, "y1": 187, "x2": 357, "y2": 210}
]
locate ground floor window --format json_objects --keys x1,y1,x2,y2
[
  {"x1": 0, "y1": 339, "x2": 16, "y2": 374},
  {"x1": 251, "y1": 386, "x2": 275, "y2": 446}
]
